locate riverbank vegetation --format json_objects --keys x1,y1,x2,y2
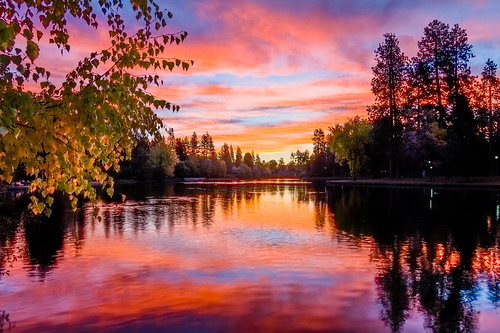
[
  {"x1": 367, "y1": 20, "x2": 499, "y2": 179},
  {"x1": 117, "y1": 131, "x2": 290, "y2": 181},
  {"x1": 308, "y1": 20, "x2": 500, "y2": 180}
]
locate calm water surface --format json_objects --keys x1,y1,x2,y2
[{"x1": 1, "y1": 179, "x2": 500, "y2": 332}]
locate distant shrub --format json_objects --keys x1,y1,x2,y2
[
  {"x1": 237, "y1": 164, "x2": 253, "y2": 178},
  {"x1": 174, "y1": 156, "x2": 227, "y2": 178},
  {"x1": 147, "y1": 145, "x2": 179, "y2": 179}
]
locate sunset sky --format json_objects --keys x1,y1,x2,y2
[{"x1": 46, "y1": 0, "x2": 500, "y2": 161}]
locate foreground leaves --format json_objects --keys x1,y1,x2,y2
[{"x1": 0, "y1": 0, "x2": 192, "y2": 216}]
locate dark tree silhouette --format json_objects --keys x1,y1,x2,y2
[
  {"x1": 480, "y1": 59, "x2": 500, "y2": 175},
  {"x1": 190, "y1": 132, "x2": 199, "y2": 157},
  {"x1": 312, "y1": 128, "x2": 328, "y2": 156},
  {"x1": 417, "y1": 20, "x2": 451, "y2": 126},
  {"x1": 219, "y1": 143, "x2": 233, "y2": 173},
  {"x1": 446, "y1": 24, "x2": 474, "y2": 103},
  {"x1": 369, "y1": 33, "x2": 407, "y2": 178},
  {"x1": 235, "y1": 146, "x2": 243, "y2": 166},
  {"x1": 243, "y1": 152, "x2": 254, "y2": 167}
]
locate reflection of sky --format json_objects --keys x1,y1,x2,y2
[
  {"x1": 475, "y1": 278, "x2": 500, "y2": 333},
  {"x1": 3, "y1": 183, "x2": 500, "y2": 331},
  {"x1": 1, "y1": 184, "x2": 387, "y2": 332},
  {"x1": 30, "y1": 0, "x2": 500, "y2": 160}
]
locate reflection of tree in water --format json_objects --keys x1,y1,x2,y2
[
  {"x1": 64, "y1": 208, "x2": 86, "y2": 255},
  {"x1": 0, "y1": 196, "x2": 31, "y2": 277},
  {"x1": 24, "y1": 207, "x2": 69, "y2": 281},
  {"x1": 200, "y1": 193, "x2": 216, "y2": 226},
  {"x1": 189, "y1": 196, "x2": 198, "y2": 225},
  {"x1": 0, "y1": 198, "x2": 84, "y2": 281},
  {"x1": 219, "y1": 188, "x2": 234, "y2": 216},
  {"x1": 373, "y1": 237, "x2": 477, "y2": 333},
  {"x1": 314, "y1": 200, "x2": 331, "y2": 230},
  {"x1": 0, "y1": 215, "x2": 22, "y2": 278},
  {"x1": 375, "y1": 239, "x2": 411, "y2": 333},
  {"x1": 474, "y1": 241, "x2": 500, "y2": 307},
  {"x1": 176, "y1": 182, "x2": 330, "y2": 228},
  {"x1": 0, "y1": 309, "x2": 15, "y2": 332},
  {"x1": 327, "y1": 186, "x2": 500, "y2": 332},
  {"x1": 288, "y1": 184, "x2": 311, "y2": 204}
]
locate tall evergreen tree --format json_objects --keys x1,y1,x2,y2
[
  {"x1": 448, "y1": 95, "x2": 478, "y2": 179},
  {"x1": 312, "y1": 128, "x2": 328, "y2": 156},
  {"x1": 369, "y1": 33, "x2": 407, "y2": 178},
  {"x1": 219, "y1": 143, "x2": 232, "y2": 172},
  {"x1": 481, "y1": 59, "x2": 500, "y2": 174},
  {"x1": 447, "y1": 24, "x2": 474, "y2": 102},
  {"x1": 175, "y1": 138, "x2": 187, "y2": 161},
  {"x1": 200, "y1": 132, "x2": 216, "y2": 159},
  {"x1": 243, "y1": 152, "x2": 254, "y2": 167},
  {"x1": 255, "y1": 154, "x2": 262, "y2": 166},
  {"x1": 417, "y1": 20, "x2": 451, "y2": 125},
  {"x1": 190, "y1": 132, "x2": 199, "y2": 157},
  {"x1": 235, "y1": 146, "x2": 243, "y2": 166},
  {"x1": 229, "y1": 144, "x2": 235, "y2": 164}
]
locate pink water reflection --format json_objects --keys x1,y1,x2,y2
[{"x1": 1, "y1": 182, "x2": 500, "y2": 332}]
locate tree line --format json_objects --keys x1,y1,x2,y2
[
  {"x1": 118, "y1": 131, "x2": 290, "y2": 180},
  {"x1": 309, "y1": 20, "x2": 500, "y2": 179},
  {"x1": 369, "y1": 19, "x2": 498, "y2": 179}
]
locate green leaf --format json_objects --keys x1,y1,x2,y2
[
  {"x1": 0, "y1": 21, "x2": 15, "y2": 50},
  {"x1": 23, "y1": 29, "x2": 33, "y2": 40},
  {"x1": 26, "y1": 40, "x2": 40, "y2": 61},
  {"x1": 106, "y1": 187, "x2": 114, "y2": 197}
]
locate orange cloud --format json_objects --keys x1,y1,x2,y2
[
  {"x1": 169, "y1": 0, "x2": 383, "y2": 76},
  {"x1": 157, "y1": 74, "x2": 373, "y2": 157}
]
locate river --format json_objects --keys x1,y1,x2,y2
[{"x1": 1, "y1": 179, "x2": 500, "y2": 332}]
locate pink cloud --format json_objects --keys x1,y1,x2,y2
[{"x1": 170, "y1": 0, "x2": 384, "y2": 76}]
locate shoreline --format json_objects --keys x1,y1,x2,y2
[
  {"x1": 325, "y1": 177, "x2": 500, "y2": 189},
  {"x1": 5, "y1": 176, "x2": 500, "y2": 194}
]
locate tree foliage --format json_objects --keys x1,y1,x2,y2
[
  {"x1": 0, "y1": 0, "x2": 192, "y2": 215},
  {"x1": 147, "y1": 143, "x2": 178, "y2": 179},
  {"x1": 415, "y1": 20, "x2": 473, "y2": 125},
  {"x1": 218, "y1": 142, "x2": 232, "y2": 173},
  {"x1": 312, "y1": 128, "x2": 328, "y2": 156},
  {"x1": 243, "y1": 152, "x2": 254, "y2": 167},
  {"x1": 235, "y1": 146, "x2": 243, "y2": 166},
  {"x1": 329, "y1": 117, "x2": 372, "y2": 179},
  {"x1": 199, "y1": 132, "x2": 216, "y2": 159},
  {"x1": 289, "y1": 149, "x2": 310, "y2": 168},
  {"x1": 369, "y1": 33, "x2": 407, "y2": 122},
  {"x1": 417, "y1": 19, "x2": 451, "y2": 120}
]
